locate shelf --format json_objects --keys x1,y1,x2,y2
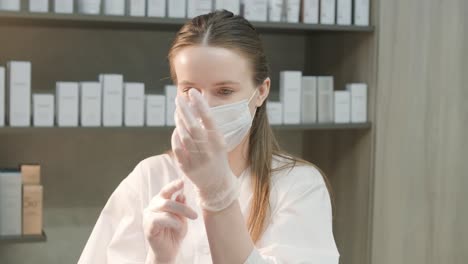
[
  {"x1": 0, "y1": 11, "x2": 374, "y2": 33},
  {"x1": 0, "y1": 231, "x2": 47, "y2": 244},
  {"x1": 0, "y1": 123, "x2": 371, "y2": 134}
]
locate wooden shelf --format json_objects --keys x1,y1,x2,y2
[
  {"x1": 0, "y1": 11, "x2": 374, "y2": 33},
  {"x1": 0, "y1": 123, "x2": 371, "y2": 133},
  {"x1": 0, "y1": 231, "x2": 47, "y2": 244}
]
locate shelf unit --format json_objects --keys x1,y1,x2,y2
[
  {"x1": 0, "y1": 5, "x2": 378, "y2": 264},
  {"x1": 0, "y1": 231, "x2": 47, "y2": 244}
]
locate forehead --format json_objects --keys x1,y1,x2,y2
[{"x1": 173, "y1": 45, "x2": 252, "y2": 84}]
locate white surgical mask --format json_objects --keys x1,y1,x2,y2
[{"x1": 210, "y1": 89, "x2": 258, "y2": 151}]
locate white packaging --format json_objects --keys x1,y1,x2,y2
[
  {"x1": 347, "y1": 83, "x2": 367, "y2": 122},
  {"x1": 0, "y1": 0, "x2": 20, "y2": 11},
  {"x1": 0, "y1": 67, "x2": 4, "y2": 127},
  {"x1": 128, "y1": 0, "x2": 146, "y2": 16},
  {"x1": 301, "y1": 76, "x2": 317, "y2": 124},
  {"x1": 168, "y1": 0, "x2": 186, "y2": 18},
  {"x1": 302, "y1": 0, "x2": 318, "y2": 24},
  {"x1": 146, "y1": 95, "x2": 165, "y2": 126},
  {"x1": 54, "y1": 0, "x2": 74, "y2": 13},
  {"x1": 317, "y1": 76, "x2": 334, "y2": 123},
  {"x1": 215, "y1": 0, "x2": 239, "y2": 15},
  {"x1": 103, "y1": 0, "x2": 125, "y2": 15},
  {"x1": 33, "y1": 94, "x2": 54, "y2": 127},
  {"x1": 100, "y1": 74, "x2": 123, "y2": 127},
  {"x1": 244, "y1": 0, "x2": 268, "y2": 22},
  {"x1": 165, "y1": 85, "x2": 177, "y2": 126},
  {"x1": 80, "y1": 82, "x2": 102, "y2": 127},
  {"x1": 266, "y1": 101, "x2": 282, "y2": 125},
  {"x1": 0, "y1": 170, "x2": 22, "y2": 236},
  {"x1": 188, "y1": 0, "x2": 212, "y2": 18},
  {"x1": 29, "y1": 0, "x2": 49, "y2": 12},
  {"x1": 279, "y1": 71, "x2": 302, "y2": 125},
  {"x1": 320, "y1": 0, "x2": 335, "y2": 25},
  {"x1": 56, "y1": 82, "x2": 79, "y2": 127},
  {"x1": 334, "y1": 90, "x2": 350, "y2": 123},
  {"x1": 147, "y1": 0, "x2": 166, "y2": 17},
  {"x1": 354, "y1": 0, "x2": 370, "y2": 26},
  {"x1": 124, "y1": 82, "x2": 145, "y2": 127},
  {"x1": 7, "y1": 61, "x2": 31, "y2": 127},
  {"x1": 286, "y1": 0, "x2": 300, "y2": 23},
  {"x1": 337, "y1": 0, "x2": 351, "y2": 25},
  {"x1": 78, "y1": 0, "x2": 102, "y2": 15},
  {"x1": 268, "y1": 0, "x2": 284, "y2": 22}
]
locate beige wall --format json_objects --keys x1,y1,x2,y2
[{"x1": 372, "y1": 0, "x2": 468, "y2": 263}]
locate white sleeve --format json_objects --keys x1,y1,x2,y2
[
  {"x1": 244, "y1": 166, "x2": 340, "y2": 264},
  {"x1": 78, "y1": 165, "x2": 148, "y2": 264}
]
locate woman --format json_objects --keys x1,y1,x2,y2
[{"x1": 79, "y1": 10, "x2": 339, "y2": 264}]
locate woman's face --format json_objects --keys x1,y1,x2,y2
[{"x1": 173, "y1": 45, "x2": 266, "y2": 113}]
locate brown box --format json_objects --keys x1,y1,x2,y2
[
  {"x1": 22, "y1": 185, "x2": 43, "y2": 235},
  {"x1": 20, "y1": 164, "x2": 41, "y2": 185}
]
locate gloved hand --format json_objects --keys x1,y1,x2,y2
[
  {"x1": 143, "y1": 179, "x2": 198, "y2": 264},
  {"x1": 171, "y1": 89, "x2": 241, "y2": 212}
]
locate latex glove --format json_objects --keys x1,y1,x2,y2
[
  {"x1": 143, "y1": 179, "x2": 198, "y2": 264},
  {"x1": 171, "y1": 89, "x2": 240, "y2": 212}
]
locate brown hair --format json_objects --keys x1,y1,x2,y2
[{"x1": 168, "y1": 10, "x2": 333, "y2": 243}]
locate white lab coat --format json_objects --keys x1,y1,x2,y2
[{"x1": 78, "y1": 154, "x2": 340, "y2": 264}]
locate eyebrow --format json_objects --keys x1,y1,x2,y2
[{"x1": 178, "y1": 80, "x2": 240, "y2": 86}]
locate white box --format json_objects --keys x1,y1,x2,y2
[
  {"x1": 147, "y1": 0, "x2": 166, "y2": 17},
  {"x1": 320, "y1": 0, "x2": 335, "y2": 25},
  {"x1": 7, "y1": 61, "x2": 31, "y2": 127},
  {"x1": 103, "y1": 0, "x2": 125, "y2": 15},
  {"x1": 56, "y1": 82, "x2": 79, "y2": 127},
  {"x1": 301, "y1": 76, "x2": 317, "y2": 124},
  {"x1": 354, "y1": 0, "x2": 370, "y2": 26},
  {"x1": 146, "y1": 95, "x2": 165, "y2": 126},
  {"x1": 33, "y1": 94, "x2": 54, "y2": 127},
  {"x1": 279, "y1": 71, "x2": 302, "y2": 125},
  {"x1": 337, "y1": 0, "x2": 351, "y2": 25},
  {"x1": 188, "y1": 0, "x2": 212, "y2": 18},
  {"x1": 302, "y1": 0, "x2": 318, "y2": 24},
  {"x1": 215, "y1": 0, "x2": 239, "y2": 15},
  {"x1": 128, "y1": 0, "x2": 146, "y2": 16},
  {"x1": 347, "y1": 83, "x2": 367, "y2": 122},
  {"x1": 334, "y1": 90, "x2": 350, "y2": 123},
  {"x1": 268, "y1": 0, "x2": 284, "y2": 22},
  {"x1": 124, "y1": 82, "x2": 145, "y2": 127},
  {"x1": 165, "y1": 85, "x2": 177, "y2": 126},
  {"x1": 168, "y1": 0, "x2": 186, "y2": 18},
  {"x1": 29, "y1": 0, "x2": 49, "y2": 12},
  {"x1": 0, "y1": 67, "x2": 4, "y2": 127},
  {"x1": 0, "y1": 170, "x2": 22, "y2": 236},
  {"x1": 317, "y1": 76, "x2": 334, "y2": 123},
  {"x1": 54, "y1": 0, "x2": 74, "y2": 13},
  {"x1": 80, "y1": 82, "x2": 102, "y2": 127},
  {"x1": 286, "y1": 0, "x2": 300, "y2": 23},
  {"x1": 78, "y1": 0, "x2": 102, "y2": 15},
  {"x1": 266, "y1": 101, "x2": 282, "y2": 125},
  {"x1": 244, "y1": 0, "x2": 267, "y2": 22},
  {"x1": 0, "y1": 0, "x2": 20, "y2": 11},
  {"x1": 100, "y1": 74, "x2": 123, "y2": 127}
]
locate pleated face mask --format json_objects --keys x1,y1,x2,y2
[{"x1": 210, "y1": 89, "x2": 258, "y2": 152}]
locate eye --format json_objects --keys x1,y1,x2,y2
[{"x1": 218, "y1": 88, "x2": 234, "y2": 96}]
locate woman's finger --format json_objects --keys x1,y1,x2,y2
[
  {"x1": 176, "y1": 96, "x2": 205, "y2": 141},
  {"x1": 157, "y1": 179, "x2": 184, "y2": 200},
  {"x1": 171, "y1": 128, "x2": 189, "y2": 169},
  {"x1": 148, "y1": 198, "x2": 198, "y2": 220},
  {"x1": 175, "y1": 109, "x2": 198, "y2": 153},
  {"x1": 188, "y1": 89, "x2": 216, "y2": 131},
  {"x1": 144, "y1": 211, "x2": 183, "y2": 236}
]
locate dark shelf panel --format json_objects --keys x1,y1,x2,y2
[
  {"x1": 0, "y1": 231, "x2": 47, "y2": 243},
  {"x1": 0, "y1": 11, "x2": 374, "y2": 33},
  {"x1": 0, "y1": 123, "x2": 371, "y2": 134}
]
